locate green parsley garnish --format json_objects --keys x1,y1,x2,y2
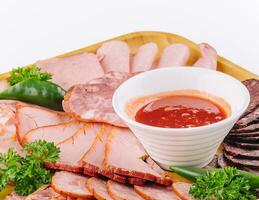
[{"x1": 0, "y1": 140, "x2": 60, "y2": 196}]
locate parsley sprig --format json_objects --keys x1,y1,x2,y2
[
  {"x1": 0, "y1": 140, "x2": 60, "y2": 196},
  {"x1": 8, "y1": 65, "x2": 52, "y2": 86}
]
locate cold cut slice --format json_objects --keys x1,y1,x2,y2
[
  {"x1": 36, "y1": 53, "x2": 104, "y2": 90},
  {"x1": 223, "y1": 143, "x2": 259, "y2": 159},
  {"x1": 107, "y1": 180, "x2": 144, "y2": 200},
  {"x1": 228, "y1": 130, "x2": 259, "y2": 137},
  {"x1": 134, "y1": 185, "x2": 180, "y2": 200},
  {"x1": 224, "y1": 152, "x2": 259, "y2": 168},
  {"x1": 15, "y1": 104, "x2": 70, "y2": 144},
  {"x1": 51, "y1": 171, "x2": 93, "y2": 199},
  {"x1": 45, "y1": 124, "x2": 99, "y2": 173},
  {"x1": 4, "y1": 192, "x2": 25, "y2": 200},
  {"x1": 193, "y1": 43, "x2": 217, "y2": 70},
  {"x1": 23, "y1": 121, "x2": 84, "y2": 145},
  {"x1": 234, "y1": 107, "x2": 259, "y2": 129},
  {"x1": 104, "y1": 127, "x2": 172, "y2": 186},
  {"x1": 226, "y1": 135, "x2": 259, "y2": 143},
  {"x1": 0, "y1": 138, "x2": 24, "y2": 156},
  {"x1": 63, "y1": 72, "x2": 134, "y2": 127},
  {"x1": 158, "y1": 44, "x2": 190, "y2": 67},
  {"x1": 97, "y1": 41, "x2": 130, "y2": 72},
  {"x1": 86, "y1": 178, "x2": 113, "y2": 200},
  {"x1": 172, "y1": 182, "x2": 194, "y2": 200},
  {"x1": 231, "y1": 123, "x2": 259, "y2": 133},
  {"x1": 225, "y1": 140, "x2": 259, "y2": 150},
  {"x1": 131, "y1": 42, "x2": 158, "y2": 72}
]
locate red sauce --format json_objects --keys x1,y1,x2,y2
[{"x1": 135, "y1": 95, "x2": 227, "y2": 128}]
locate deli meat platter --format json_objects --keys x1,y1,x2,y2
[{"x1": 0, "y1": 31, "x2": 258, "y2": 200}]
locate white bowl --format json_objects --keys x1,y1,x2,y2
[{"x1": 112, "y1": 67, "x2": 250, "y2": 170}]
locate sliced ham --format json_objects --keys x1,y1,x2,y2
[
  {"x1": 158, "y1": 44, "x2": 190, "y2": 67},
  {"x1": 131, "y1": 42, "x2": 158, "y2": 72},
  {"x1": 86, "y1": 177, "x2": 113, "y2": 200},
  {"x1": 45, "y1": 124, "x2": 99, "y2": 173},
  {"x1": 97, "y1": 41, "x2": 130, "y2": 72},
  {"x1": 51, "y1": 171, "x2": 93, "y2": 199},
  {"x1": 104, "y1": 127, "x2": 172, "y2": 186},
  {"x1": 172, "y1": 182, "x2": 194, "y2": 200},
  {"x1": 36, "y1": 53, "x2": 104, "y2": 90},
  {"x1": 134, "y1": 185, "x2": 180, "y2": 200},
  {"x1": 4, "y1": 192, "x2": 25, "y2": 200},
  {"x1": 193, "y1": 43, "x2": 217, "y2": 70},
  {"x1": 0, "y1": 138, "x2": 24, "y2": 156},
  {"x1": 15, "y1": 103, "x2": 70, "y2": 145},
  {"x1": 63, "y1": 72, "x2": 134, "y2": 127},
  {"x1": 0, "y1": 80, "x2": 10, "y2": 93},
  {"x1": 23, "y1": 120, "x2": 84, "y2": 145},
  {"x1": 107, "y1": 180, "x2": 144, "y2": 200}
]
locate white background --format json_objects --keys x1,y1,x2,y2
[{"x1": 0, "y1": 0, "x2": 258, "y2": 75}]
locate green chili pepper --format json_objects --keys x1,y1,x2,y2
[{"x1": 0, "y1": 79, "x2": 65, "y2": 110}]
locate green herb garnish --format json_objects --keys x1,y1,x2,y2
[
  {"x1": 8, "y1": 65, "x2": 52, "y2": 86},
  {"x1": 0, "y1": 140, "x2": 60, "y2": 196}
]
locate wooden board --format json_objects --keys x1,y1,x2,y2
[{"x1": 0, "y1": 31, "x2": 258, "y2": 198}]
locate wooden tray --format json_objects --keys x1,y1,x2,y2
[{"x1": 0, "y1": 31, "x2": 258, "y2": 198}]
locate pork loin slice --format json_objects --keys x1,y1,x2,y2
[
  {"x1": 172, "y1": 182, "x2": 194, "y2": 200},
  {"x1": 104, "y1": 127, "x2": 172, "y2": 186},
  {"x1": 45, "y1": 123, "x2": 100, "y2": 173},
  {"x1": 131, "y1": 42, "x2": 158, "y2": 72},
  {"x1": 193, "y1": 43, "x2": 217, "y2": 70},
  {"x1": 107, "y1": 180, "x2": 144, "y2": 200},
  {"x1": 158, "y1": 44, "x2": 190, "y2": 68},
  {"x1": 134, "y1": 185, "x2": 180, "y2": 200},
  {"x1": 97, "y1": 41, "x2": 130, "y2": 73},
  {"x1": 63, "y1": 72, "x2": 133, "y2": 127},
  {"x1": 23, "y1": 121, "x2": 84, "y2": 145},
  {"x1": 36, "y1": 53, "x2": 104, "y2": 90},
  {"x1": 15, "y1": 104, "x2": 70, "y2": 144},
  {"x1": 86, "y1": 178, "x2": 113, "y2": 200},
  {"x1": 51, "y1": 171, "x2": 93, "y2": 199}
]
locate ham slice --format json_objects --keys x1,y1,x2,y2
[
  {"x1": 63, "y1": 72, "x2": 133, "y2": 127},
  {"x1": 15, "y1": 104, "x2": 70, "y2": 145},
  {"x1": 0, "y1": 138, "x2": 24, "y2": 156},
  {"x1": 45, "y1": 124, "x2": 99, "y2": 173},
  {"x1": 172, "y1": 182, "x2": 194, "y2": 200},
  {"x1": 97, "y1": 41, "x2": 130, "y2": 72},
  {"x1": 51, "y1": 171, "x2": 93, "y2": 199},
  {"x1": 107, "y1": 180, "x2": 144, "y2": 200},
  {"x1": 36, "y1": 53, "x2": 104, "y2": 90},
  {"x1": 158, "y1": 44, "x2": 190, "y2": 67},
  {"x1": 104, "y1": 127, "x2": 172, "y2": 186},
  {"x1": 86, "y1": 177, "x2": 113, "y2": 200},
  {"x1": 193, "y1": 43, "x2": 217, "y2": 70},
  {"x1": 134, "y1": 185, "x2": 180, "y2": 200},
  {"x1": 4, "y1": 193, "x2": 25, "y2": 200},
  {"x1": 23, "y1": 121, "x2": 84, "y2": 145},
  {"x1": 131, "y1": 42, "x2": 158, "y2": 72}
]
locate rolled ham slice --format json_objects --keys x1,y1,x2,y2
[
  {"x1": 36, "y1": 53, "x2": 105, "y2": 90},
  {"x1": 45, "y1": 124, "x2": 99, "y2": 173},
  {"x1": 107, "y1": 180, "x2": 144, "y2": 200},
  {"x1": 63, "y1": 72, "x2": 134, "y2": 127},
  {"x1": 193, "y1": 43, "x2": 217, "y2": 70},
  {"x1": 97, "y1": 41, "x2": 130, "y2": 72},
  {"x1": 86, "y1": 177, "x2": 113, "y2": 200},
  {"x1": 51, "y1": 171, "x2": 93, "y2": 199},
  {"x1": 15, "y1": 104, "x2": 70, "y2": 145},
  {"x1": 134, "y1": 185, "x2": 180, "y2": 200},
  {"x1": 23, "y1": 121, "x2": 84, "y2": 145},
  {"x1": 158, "y1": 44, "x2": 190, "y2": 67},
  {"x1": 131, "y1": 42, "x2": 158, "y2": 72},
  {"x1": 172, "y1": 182, "x2": 194, "y2": 200},
  {"x1": 104, "y1": 127, "x2": 172, "y2": 186}
]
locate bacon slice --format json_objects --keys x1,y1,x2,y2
[
  {"x1": 51, "y1": 171, "x2": 93, "y2": 199},
  {"x1": 193, "y1": 43, "x2": 217, "y2": 70},
  {"x1": 97, "y1": 41, "x2": 130, "y2": 73},
  {"x1": 23, "y1": 121, "x2": 84, "y2": 145},
  {"x1": 134, "y1": 185, "x2": 180, "y2": 200},
  {"x1": 15, "y1": 104, "x2": 70, "y2": 145},
  {"x1": 63, "y1": 72, "x2": 133, "y2": 127},
  {"x1": 107, "y1": 180, "x2": 144, "y2": 200},
  {"x1": 131, "y1": 42, "x2": 158, "y2": 72},
  {"x1": 158, "y1": 44, "x2": 190, "y2": 67},
  {"x1": 86, "y1": 178, "x2": 113, "y2": 200},
  {"x1": 45, "y1": 124, "x2": 99, "y2": 173},
  {"x1": 36, "y1": 53, "x2": 104, "y2": 90},
  {"x1": 104, "y1": 127, "x2": 172, "y2": 186},
  {"x1": 172, "y1": 182, "x2": 194, "y2": 200}
]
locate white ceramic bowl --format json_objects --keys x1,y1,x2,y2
[{"x1": 112, "y1": 67, "x2": 250, "y2": 170}]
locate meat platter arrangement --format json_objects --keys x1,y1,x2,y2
[{"x1": 0, "y1": 32, "x2": 258, "y2": 200}]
